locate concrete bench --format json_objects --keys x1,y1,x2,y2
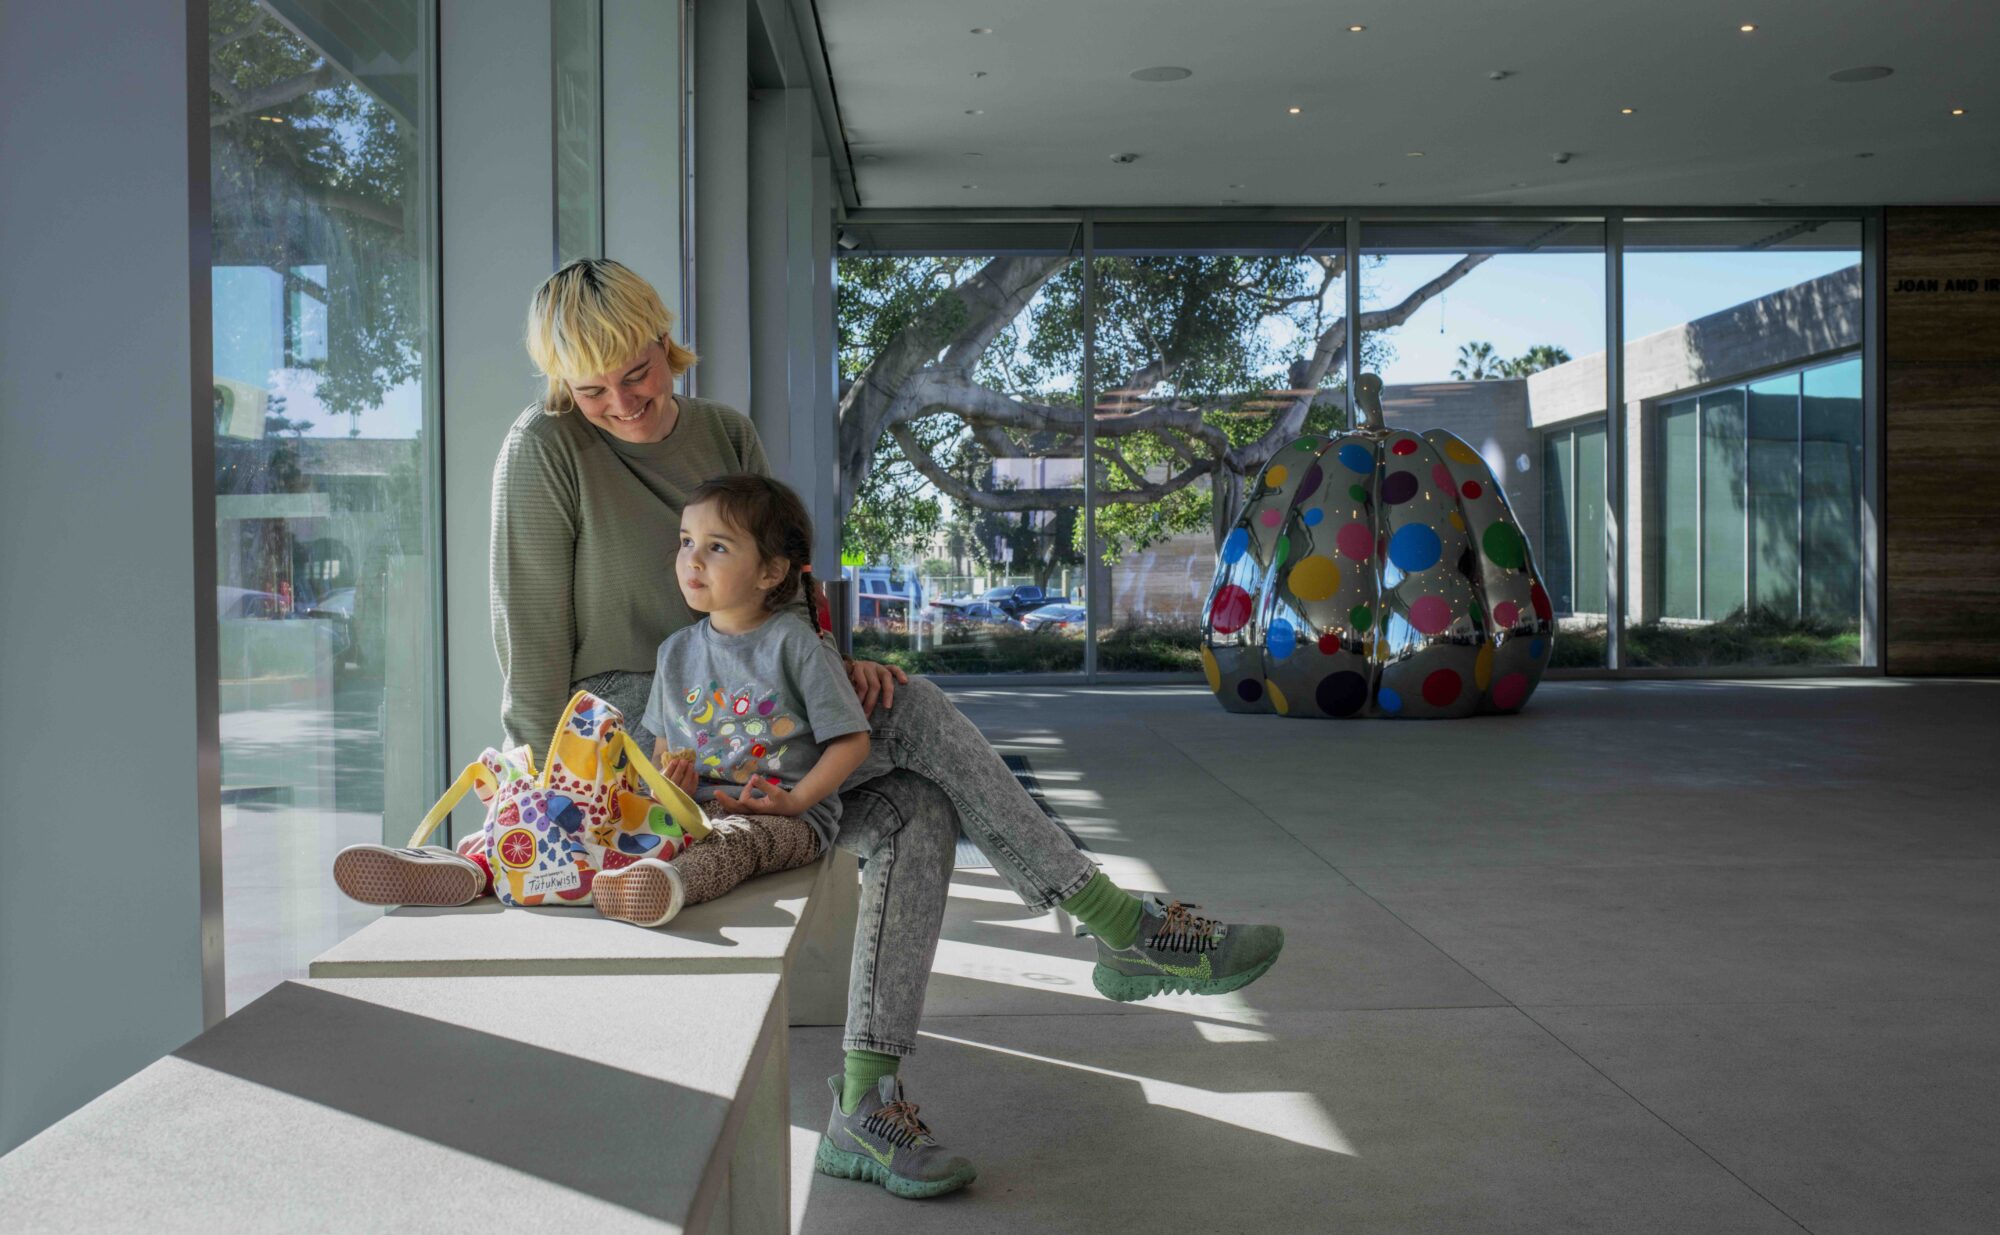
[
  {"x1": 309, "y1": 846, "x2": 860, "y2": 1030},
  {"x1": 0, "y1": 972, "x2": 790, "y2": 1233}
]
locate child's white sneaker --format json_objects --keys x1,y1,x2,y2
[
  {"x1": 591, "y1": 858, "x2": 686, "y2": 928},
  {"x1": 332, "y1": 844, "x2": 485, "y2": 907}
]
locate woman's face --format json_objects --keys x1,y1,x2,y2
[{"x1": 566, "y1": 338, "x2": 675, "y2": 443}]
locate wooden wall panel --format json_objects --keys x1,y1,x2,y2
[{"x1": 1885, "y1": 207, "x2": 2000, "y2": 675}]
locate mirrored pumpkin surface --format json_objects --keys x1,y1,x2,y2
[{"x1": 1200, "y1": 426, "x2": 1555, "y2": 718}]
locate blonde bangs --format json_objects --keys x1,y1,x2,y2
[{"x1": 526, "y1": 260, "x2": 699, "y2": 412}]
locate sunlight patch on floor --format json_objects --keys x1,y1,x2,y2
[{"x1": 920, "y1": 1028, "x2": 1355, "y2": 1157}]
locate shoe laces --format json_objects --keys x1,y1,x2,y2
[
  {"x1": 863, "y1": 1098, "x2": 933, "y2": 1149},
  {"x1": 1150, "y1": 900, "x2": 1223, "y2": 953}
]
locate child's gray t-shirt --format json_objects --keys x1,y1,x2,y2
[{"x1": 642, "y1": 610, "x2": 889, "y2": 850}]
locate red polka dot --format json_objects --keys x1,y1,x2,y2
[
  {"x1": 1493, "y1": 600, "x2": 1521, "y2": 627},
  {"x1": 1530, "y1": 581, "x2": 1552, "y2": 621},
  {"x1": 1422, "y1": 669, "x2": 1462, "y2": 707},
  {"x1": 1492, "y1": 672, "x2": 1530, "y2": 711},
  {"x1": 1432, "y1": 463, "x2": 1454, "y2": 490},
  {"x1": 1409, "y1": 595, "x2": 1453, "y2": 635},
  {"x1": 1461, "y1": 480, "x2": 1483, "y2": 499},
  {"x1": 1317, "y1": 631, "x2": 1342, "y2": 654},
  {"x1": 1392, "y1": 438, "x2": 1419, "y2": 456},
  {"x1": 1210, "y1": 584, "x2": 1253, "y2": 634}
]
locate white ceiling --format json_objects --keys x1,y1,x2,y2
[{"x1": 815, "y1": 0, "x2": 1999, "y2": 209}]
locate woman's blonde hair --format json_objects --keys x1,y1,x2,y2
[{"x1": 526, "y1": 259, "x2": 699, "y2": 413}]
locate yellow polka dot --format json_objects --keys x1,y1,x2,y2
[
  {"x1": 1449, "y1": 511, "x2": 1467, "y2": 531},
  {"x1": 1264, "y1": 464, "x2": 1289, "y2": 488},
  {"x1": 1267, "y1": 679, "x2": 1290, "y2": 715},
  {"x1": 1288, "y1": 554, "x2": 1342, "y2": 602},
  {"x1": 1475, "y1": 641, "x2": 1495, "y2": 690},
  {"x1": 1200, "y1": 645, "x2": 1222, "y2": 694},
  {"x1": 1444, "y1": 439, "x2": 1480, "y2": 465}
]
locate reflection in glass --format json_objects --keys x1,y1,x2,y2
[
  {"x1": 1622, "y1": 220, "x2": 1863, "y2": 667},
  {"x1": 209, "y1": 0, "x2": 438, "y2": 1011},
  {"x1": 553, "y1": 0, "x2": 603, "y2": 265}
]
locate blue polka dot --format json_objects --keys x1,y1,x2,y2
[
  {"x1": 1302, "y1": 507, "x2": 1325, "y2": 527},
  {"x1": 1338, "y1": 443, "x2": 1372, "y2": 474},
  {"x1": 1388, "y1": 523, "x2": 1443, "y2": 573},
  {"x1": 1268, "y1": 619, "x2": 1297, "y2": 661},
  {"x1": 1222, "y1": 527, "x2": 1249, "y2": 564},
  {"x1": 1530, "y1": 639, "x2": 1546, "y2": 660},
  {"x1": 1378, "y1": 686, "x2": 1403, "y2": 714}
]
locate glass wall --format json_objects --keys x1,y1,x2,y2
[
  {"x1": 553, "y1": 0, "x2": 603, "y2": 265},
  {"x1": 832, "y1": 214, "x2": 1872, "y2": 679},
  {"x1": 1089, "y1": 222, "x2": 1349, "y2": 673},
  {"x1": 1622, "y1": 220, "x2": 1863, "y2": 667},
  {"x1": 834, "y1": 234, "x2": 1085, "y2": 673},
  {"x1": 1358, "y1": 221, "x2": 1608, "y2": 667},
  {"x1": 208, "y1": 0, "x2": 440, "y2": 1011}
]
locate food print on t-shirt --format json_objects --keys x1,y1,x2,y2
[{"x1": 664, "y1": 678, "x2": 803, "y2": 788}]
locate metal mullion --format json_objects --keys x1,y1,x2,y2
[
  {"x1": 1695, "y1": 398, "x2": 1705, "y2": 621},
  {"x1": 1081, "y1": 214, "x2": 1097, "y2": 681},
  {"x1": 1344, "y1": 217, "x2": 1361, "y2": 425},
  {"x1": 1604, "y1": 213, "x2": 1624, "y2": 667},
  {"x1": 1795, "y1": 374, "x2": 1804, "y2": 622},
  {"x1": 1861, "y1": 211, "x2": 1885, "y2": 669}
]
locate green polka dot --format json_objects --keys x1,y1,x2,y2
[
  {"x1": 1274, "y1": 534, "x2": 1291, "y2": 568},
  {"x1": 1294, "y1": 439, "x2": 1317, "y2": 451},
  {"x1": 1469, "y1": 599, "x2": 1485, "y2": 624},
  {"x1": 1348, "y1": 483, "x2": 1367, "y2": 502},
  {"x1": 1482, "y1": 521, "x2": 1527, "y2": 570},
  {"x1": 1350, "y1": 604, "x2": 1372, "y2": 632}
]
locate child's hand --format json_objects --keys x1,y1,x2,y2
[
  {"x1": 663, "y1": 755, "x2": 699, "y2": 795},
  {"x1": 715, "y1": 775, "x2": 803, "y2": 816}
]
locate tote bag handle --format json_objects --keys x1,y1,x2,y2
[
  {"x1": 404, "y1": 760, "x2": 494, "y2": 848},
  {"x1": 617, "y1": 730, "x2": 712, "y2": 842}
]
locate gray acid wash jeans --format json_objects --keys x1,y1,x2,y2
[{"x1": 579, "y1": 670, "x2": 1097, "y2": 1057}]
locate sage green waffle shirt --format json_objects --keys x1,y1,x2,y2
[{"x1": 490, "y1": 395, "x2": 770, "y2": 749}]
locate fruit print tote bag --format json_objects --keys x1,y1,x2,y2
[{"x1": 405, "y1": 690, "x2": 710, "y2": 907}]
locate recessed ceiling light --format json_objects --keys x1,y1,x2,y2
[
  {"x1": 860, "y1": 154, "x2": 880, "y2": 163},
  {"x1": 1288, "y1": 106, "x2": 1302, "y2": 114},
  {"x1": 1406, "y1": 151, "x2": 1424, "y2": 157},
  {"x1": 1828, "y1": 65, "x2": 1893, "y2": 83},
  {"x1": 964, "y1": 152, "x2": 984, "y2": 158},
  {"x1": 963, "y1": 183, "x2": 978, "y2": 189},
  {"x1": 1855, "y1": 152, "x2": 1875, "y2": 158},
  {"x1": 965, "y1": 109, "x2": 984, "y2": 115},
  {"x1": 1739, "y1": 23, "x2": 1756, "y2": 33},
  {"x1": 1620, "y1": 107, "x2": 1635, "y2": 114},
  {"x1": 972, "y1": 71, "x2": 988, "y2": 79},
  {"x1": 1228, "y1": 182, "x2": 1245, "y2": 189},
  {"x1": 970, "y1": 27, "x2": 992, "y2": 35},
  {"x1": 1348, "y1": 24, "x2": 1365, "y2": 33},
  {"x1": 1130, "y1": 66, "x2": 1193, "y2": 82},
  {"x1": 1951, "y1": 107, "x2": 1967, "y2": 116}
]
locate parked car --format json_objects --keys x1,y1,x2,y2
[
  {"x1": 980, "y1": 585, "x2": 1070, "y2": 618},
  {"x1": 217, "y1": 586, "x2": 288, "y2": 620},
  {"x1": 300, "y1": 587, "x2": 358, "y2": 663},
  {"x1": 1021, "y1": 603, "x2": 1087, "y2": 633},
  {"x1": 930, "y1": 600, "x2": 1015, "y2": 631}
]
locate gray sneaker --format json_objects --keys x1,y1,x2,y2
[
  {"x1": 813, "y1": 1073, "x2": 976, "y2": 1199},
  {"x1": 1083, "y1": 894, "x2": 1284, "y2": 1002}
]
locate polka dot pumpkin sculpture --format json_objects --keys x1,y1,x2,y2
[{"x1": 1201, "y1": 374, "x2": 1554, "y2": 719}]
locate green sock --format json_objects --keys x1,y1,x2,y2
[
  {"x1": 841, "y1": 1049, "x2": 901, "y2": 1115},
  {"x1": 1063, "y1": 871, "x2": 1144, "y2": 951}
]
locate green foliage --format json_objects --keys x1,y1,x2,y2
[
  {"x1": 1455, "y1": 340, "x2": 1574, "y2": 380},
  {"x1": 1547, "y1": 606, "x2": 1860, "y2": 669}
]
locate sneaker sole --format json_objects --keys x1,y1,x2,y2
[
  {"x1": 591, "y1": 863, "x2": 683, "y2": 928},
  {"x1": 332, "y1": 847, "x2": 482, "y2": 907},
  {"x1": 1091, "y1": 937, "x2": 1284, "y2": 1003},
  {"x1": 814, "y1": 1137, "x2": 975, "y2": 1199}
]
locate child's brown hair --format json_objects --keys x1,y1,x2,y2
[{"x1": 685, "y1": 474, "x2": 817, "y2": 616}]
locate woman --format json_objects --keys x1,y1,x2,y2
[{"x1": 495, "y1": 260, "x2": 1282, "y2": 1201}]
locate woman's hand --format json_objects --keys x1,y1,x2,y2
[
  {"x1": 715, "y1": 775, "x2": 803, "y2": 816},
  {"x1": 846, "y1": 657, "x2": 909, "y2": 714}
]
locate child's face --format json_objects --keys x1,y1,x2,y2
[{"x1": 678, "y1": 500, "x2": 787, "y2": 616}]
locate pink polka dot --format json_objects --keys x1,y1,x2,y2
[
  {"x1": 1335, "y1": 521, "x2": 1374, "y2": 561},
  {"x1": 1210, "y1": 585, "x2": 1253, "y2": 634},
  {"x1": 1461, "y1": 480, "x2": 1484, "y2": 499},
  {"x1": 1493, "y1": 600, "x2": 1521, "y2": 628},
  {"x1": 1422, "y1": 668, "x2": 1462, "y2": 707},
  {"x1": 1491, "y1": 672, "x2": 1529, "y2": 711},
  {"x1": 1259, "y1": 509, "x2": 1283, "y2": 527},
  {"x1": 1392, "y1": 438, "x2": 1419, "y2": 456},
  {"x1": 1432, "y1": 463, "x2": 1454, "y2": 491},
  {"x1": 1408, "y1": 595, "x2": 1454, "y2": 635}
]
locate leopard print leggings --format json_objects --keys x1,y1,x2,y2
[{"x1": 670, "y1": 802, "x2": 824, "y2": 906}]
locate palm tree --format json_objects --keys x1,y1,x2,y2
[
  {"x1": 1451, "y1": 340, "x2": 1502, "y2": 380},
  {"x1": 1500, "y1": 343, "x2": 1573, "y2": 377}
]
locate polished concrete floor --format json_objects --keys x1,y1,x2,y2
[{"x1": 787, "y1": 678, "x2": 2000, "y2": 1234}]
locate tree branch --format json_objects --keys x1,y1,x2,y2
[{"x1": 210, "y1": 64, "x2": 341, "y2": 127}]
